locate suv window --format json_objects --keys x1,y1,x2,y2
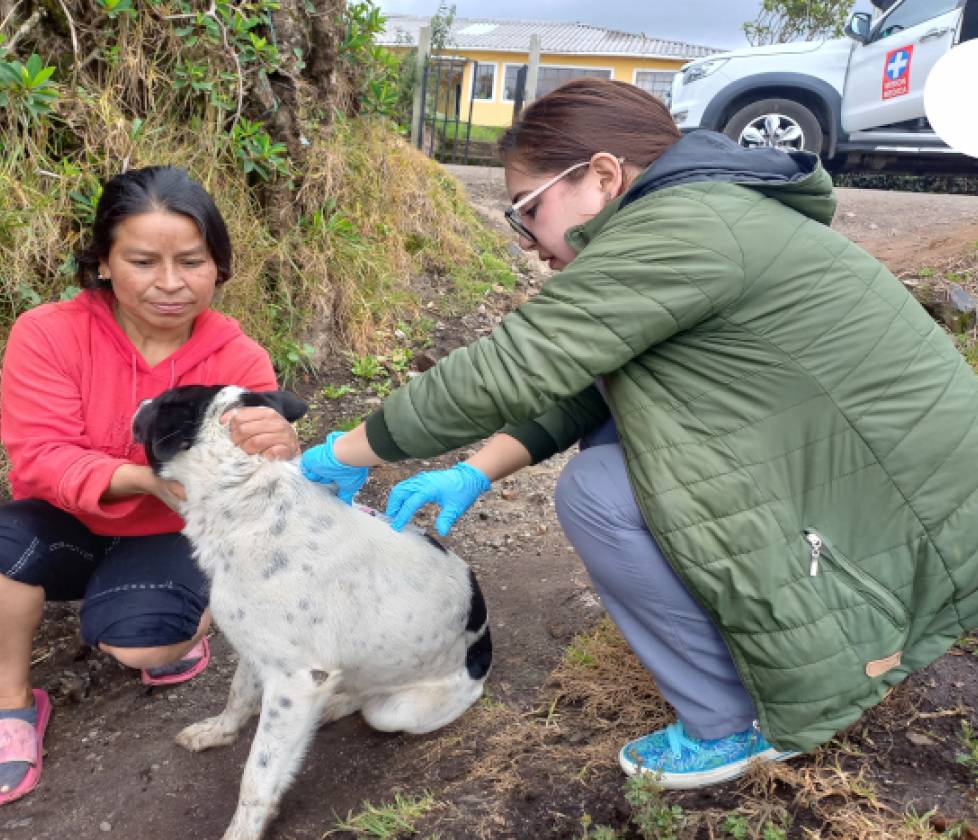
[{"x1": 875, "y1": 0, "x2": 960, "y2": 39}]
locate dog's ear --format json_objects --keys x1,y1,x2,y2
[
  {"x1": 150, "y1": 403, "x2": 202, "y2": 465},
  {"x1": 132, "y1": 386, "x2": 223, "y2": 471},
  {"x1": 239, "y1": 390, "x2": 308, "y2": 423}
]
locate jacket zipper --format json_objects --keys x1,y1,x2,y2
[{"x1": 803, "y1": 529, "x2": 907, "y2": 629}]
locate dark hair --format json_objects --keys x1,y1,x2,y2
[
  {"x1": 498, "y1": 78, "x2": 681, "y2": 176},
  {"x1": 76, "y1": 166, "x2": 232, "y2": 290}
]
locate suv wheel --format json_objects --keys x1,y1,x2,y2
[{"x1": 723, "y1": 98, "x2": 824, "y2": 155}]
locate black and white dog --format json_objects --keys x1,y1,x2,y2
[{"x1": 132, "y1": 385, "x2": 491, "y2": 840}]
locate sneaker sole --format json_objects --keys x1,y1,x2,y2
[{"x1": 618, "y1": 746, "x2": 800, "y2": 789}]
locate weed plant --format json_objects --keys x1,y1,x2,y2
[
  {"x1": 956, "y1": 721, "x2": 978, "y2": 784},
  {"x1": 327, "y1": 791, "x2": 439, "y2": 838}
]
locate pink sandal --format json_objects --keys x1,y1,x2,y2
[
  {"x1": 0, "y1": 689, "x2": 52, "y2": 806},
  {"x1": 140, "y1": 636, "x2": 211, "y2": 687}
]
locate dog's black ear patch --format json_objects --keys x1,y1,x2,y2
[
  {"x1": 133, "y1": 385, "x2": 225, "y2": 471},
  {"x1": 150, "y1": 403, "x2": 200, "y2": 465},
  {"x1": 240, "y1": 390, "x2": 308, "y2": 422}
]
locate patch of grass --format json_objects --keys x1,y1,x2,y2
[
  {"x1": 624, "y1": 773, "x2": 687, "y2": 840},
  {"x1": 447, "y1": 242, "x2": 518, "y2": 310},
  {"x1": 388, "y1": 346, "x2": 413, "y2": 372},
  {"x1": 336, "y1": 414, "x2": 365, "y2": 432},
  {"x1": 956, "y1": 721, "x2": 978, "y2": 783},
  {"x1": 372, "y1": 377, "x2": 393, "y2": 397},
  {"x1": 433, "y1": 120, "x2": 505, "y2": 146},
  {"x1": 327, "y1": 791, "x2": 439, "y2": 838},
  {"x1": 394, "y1": 316, "x2": 435, "y2": 349},
  {"x1": 350, "y1": 353, "x2": 385, "y2": 381},
  {"x1": 320, "y1": 383, "x2": 356, "y2": 399},
  {"x1": 551, "y1": 617, "x2": 672, "y2": 732},
  {"x1": 577, "y1": 814, "x2": 622, "y2": 839},
  {"x1": 953, "y1": 334, "x2": 978, "y2": 373},
  {"x1": 1, "y1": 104, "x2": 512, "y2": 373}
]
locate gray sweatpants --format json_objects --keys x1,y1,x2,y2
[{"x1": 554, "y1": 419, "x2": 757, "y2": 739}]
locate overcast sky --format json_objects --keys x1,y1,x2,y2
[{"x1": 375, "y1": 0, "x2": 873, "y2": 50}]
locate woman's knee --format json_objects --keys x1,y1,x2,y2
[
  {"x1": 555, "y1": 446, "x2": 601, "y2": 526},
  {"x1": 80, "y1": 584, "x2": 207, "y2": 653},
  {"x1": 555, "y1": 444, "x2": 636, "y2": 531},
  {"x1": 98, "y1": 609, "x2": 210, "y2": 669},
  {"x1": 100, "y1": 642, "x2": 178, "y2": 670}
]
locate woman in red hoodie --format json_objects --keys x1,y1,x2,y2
[{"x1": 0, "y1": 166, "x2": 296, "y2": 805}]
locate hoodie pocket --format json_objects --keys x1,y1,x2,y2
[{"x1": 803, "y1": 529, "x2": 908, "y2": 677}]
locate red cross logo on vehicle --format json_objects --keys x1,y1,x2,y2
[{"x1": 882, "y1": 45, "x2": 914, "y2": 99}]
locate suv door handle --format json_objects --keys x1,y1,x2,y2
[{"x1": 919, "y1": 26, "x2": 953, "y2": 41}]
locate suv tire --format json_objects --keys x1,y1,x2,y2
[{"x1": 723, "y1": 98, "x2": 824, "y2": 155}]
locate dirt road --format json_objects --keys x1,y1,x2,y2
[
  {"x1": 446, "y1": 163, "x2": 978, "y2": 275},
  {"x1": 3, "y1": 170, "x2": 978, "y2": 840}
]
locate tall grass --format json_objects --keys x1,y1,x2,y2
[
  {"x1": 0, "y1": 8, "x2": 510, "y2": 373},
  {"x1": 1, "y1": 114, "x2": 507, "y2": 366}
]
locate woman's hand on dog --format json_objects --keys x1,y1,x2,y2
[
  {"x1": 300, "y1": 431, "x2": 371, "y2": 503},
  {"x1": 105, "y1": 464, "x2": 186, "y2": 510},
  {"x1": 222, "y1": 406, "x2": 301, "y2": 460},
  {"x1": 149, "y1": 474, "x2": 187, "y2": 511}
]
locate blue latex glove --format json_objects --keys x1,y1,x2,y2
[
  {"x1": 300, "y1": 431, "x2": 370, "y2": 504},
  {"x1": 385, "y1": 462, "x2": 491, "y2": 536}
]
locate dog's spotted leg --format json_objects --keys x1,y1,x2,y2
[
  {"x1": 222, "y1": 670, "x2": 343, "y2": 840},
  {"x1": 177, "y1": 657, "x2": 263, "y2": 752}
]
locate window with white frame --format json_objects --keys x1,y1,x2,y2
[
  {"x1": 472, "y1": 62, "x2": 496, "y2": 101},
  {"x1": 503, "y1": 64, "x2": 612, "y2": 102},
  {"x1": 502, "y1": 65, "x2": 524, "y2": 102},
  {"x1": 634, "y1": 70, "x2": 676, "y2": 102}
]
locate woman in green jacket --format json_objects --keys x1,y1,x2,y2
[{"x1": 301, "y1": 78, "x2": 978, "y2": 788}]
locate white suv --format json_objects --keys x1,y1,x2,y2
[{"x1": 670, "y1": 0, "x2": 978, "y2": 172}]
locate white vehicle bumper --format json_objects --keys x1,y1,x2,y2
[{"x1": 669, "y1": 71, "x2": 733, "y2": 131}]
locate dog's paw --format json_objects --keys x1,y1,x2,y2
[{"x1": 176, "y1": 716, "x2": 239, "y2": 752}]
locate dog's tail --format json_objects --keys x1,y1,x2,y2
[{"x1": 464, "y1": 568, "x2": 492, "y2": 680}]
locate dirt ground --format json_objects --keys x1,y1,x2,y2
[{"x1": 3, "y1": 169, "x2": 978, "y2": 840}]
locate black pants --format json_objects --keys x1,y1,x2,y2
[{"x1": 0, "y1": 500, "x2": 207, "y2": 648}]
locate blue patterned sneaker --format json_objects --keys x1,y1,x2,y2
[{"x1": 619, "y1": 721, "x2": 800, "y2": 789}]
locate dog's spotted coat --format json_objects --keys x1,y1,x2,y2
[{"x1": 133, "y1": 385, "x2": 491, "y2": 840}]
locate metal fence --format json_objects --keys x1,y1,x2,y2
[{"x1": 418, "y1": 56, "x2": 475, "y2": 164}]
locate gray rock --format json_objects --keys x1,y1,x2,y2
[{"x1": 903, "y1": 278, "x2": 978, "y2": 334}]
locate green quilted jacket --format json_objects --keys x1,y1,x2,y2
[{"x1": 365, "y1": 132, "x2": 978, "y2": 751}]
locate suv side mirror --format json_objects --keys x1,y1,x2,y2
[{"x1": 845, "y1": 11, "x2": 873, "y2": 43}]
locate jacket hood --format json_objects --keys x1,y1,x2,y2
[
  {"x1": 621, "y1": 130, "x2": 836, "y2": 225},
  {"x1": 566, "y1": 131, "x2": 837, "y2": 255},
  {"x1": 80, "y1": 289, "x2": 245, "y2": 383}
]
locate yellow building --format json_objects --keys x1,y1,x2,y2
[{"x1": 379, "y1": 15, "x2": 721, "y2": 128}]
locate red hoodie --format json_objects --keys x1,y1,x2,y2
[{"x1": 1, "y1": 289, "x2": 277, "y2": 536}]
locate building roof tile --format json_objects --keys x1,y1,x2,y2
[{"x1": 379, "y1": 16, "x2": 721, "y2": 60}]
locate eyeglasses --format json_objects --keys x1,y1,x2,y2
[{"x1": 504, "y1": 160, "x2": 591, "y2": 243}]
